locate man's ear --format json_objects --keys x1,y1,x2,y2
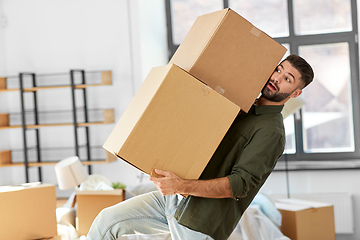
[{"x1": 290, "y1": 89, "x2": 302, "y2": 99}]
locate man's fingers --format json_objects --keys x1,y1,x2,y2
[
  {"x1": 149, "y1": 169, "x2": 166, "y2": 182},
  {"x1": 149, "y1": 169, "x2": 182, "y2": 196},
  {"x1": 154, "y1": 169, "x2": 171, "y2": 177}
]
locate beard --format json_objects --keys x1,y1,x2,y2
[{"x1": 261, "y1": 80, "x2": 293, "y2": 102}]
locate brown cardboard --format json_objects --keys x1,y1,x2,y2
[
  {"x1": 101, "y1": 71, "x2": 112, "y2": 85},
  {"x1": 103, "y1": 64, "x2": 240, "y2": 180},
  {"x1": 0, "y1": 77, "x2": 6, "y2": 89},
  {"x1": 76, "y1": 189, "x2": 125, "y2": 236},
  {"x1": 170, "y1": 8, "x2": 287, "y2": 112},
  {"x1": 275, "y1": 199, "x2": 336, "y2": 240},
  {"x1": 48, "y1": 236, "x2": 62, "y2": 240},
  {"x1": 0, "y1": 183, "x2": 57, "y2": 240},
  {"x1": 0, "y1": 113, "x2": 9, "y2": 126},
  {"x1": 0, "y1": 150, "x2": 11, "y2": 167}
]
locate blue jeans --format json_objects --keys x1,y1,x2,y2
[{"x1": 86, "y1": 191, "x2": 214, "y2": 240}]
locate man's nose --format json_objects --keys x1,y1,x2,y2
[
  {"x1": 273, "y1": 75, "x2": 280, "y2": 83},
  {"x1": 274, "y1": 73, "x2": 283, "y2": 83}
]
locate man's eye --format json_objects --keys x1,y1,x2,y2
[{"x1": 286, "y1": 78, "x2": 290, "y2": 82}]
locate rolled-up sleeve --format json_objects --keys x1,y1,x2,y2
[{"x1": 227, "y1": 129, "x2": 285, "y2": 199}]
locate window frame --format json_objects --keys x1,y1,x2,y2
[{"x1": 164, "y1": 0, "x2": 360, "y2": 163}]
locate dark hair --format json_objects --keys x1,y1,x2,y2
[{"x1": 281, "y1": 54, "x2": 314, "y2": 89}]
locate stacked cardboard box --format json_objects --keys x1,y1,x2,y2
[
  {"x1": 169, "y1": 8, "x2": 286, "y2": 112},
  {"x1": 103, "y1": 8, "x2": 286, "y2": 179},
  {"x1": 103, "y1": 64, "x2": 239, "y2": 179},
  {"x1": 0, "y1": 183, "x2": 57, "y2": 240}
]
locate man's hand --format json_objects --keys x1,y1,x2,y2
[
  {"x1": 150, "y1": 169, "x2": 183, "y2": 196},
  {"x1": 150, "y1": 169, "x2": 233, "y2": 198}
]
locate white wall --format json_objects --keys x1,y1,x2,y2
[
  {"x1": 0, "y1": 0, "x2": 9, "y2": 184},
  {"x1": 0, "y1": 0, "x2": 168, "y2": 194}
]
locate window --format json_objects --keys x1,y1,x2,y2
[
  {"x1": 165, "y1": 0, "x2": 360, "y2": 162},
  {"x1": 170, "y1": 0, "x2": 223, "y2": 45},
  {"x1": 300, "y1": 43, "x2": 354, "y2": 154}
]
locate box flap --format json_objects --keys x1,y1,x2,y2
[
  {"x1": 275, "y1": 198, "x2": 333, "y2": 211},
  {"x1": 0, "y1": 182, "x2": 53, "y2": 193},
  {"x1": 76, "y1": 189, "x2": 124, "y2": 196}
]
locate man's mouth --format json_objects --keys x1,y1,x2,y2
[{"x1": 267, "y1": 81, "x2": 277, "y2": 91}]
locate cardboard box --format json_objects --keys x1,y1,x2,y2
[
  {"x1": 0, "y1": 113, "x2": 9, "y2": 126},
  {"x1": 169, "y1": 8, "x2": 287, "y2": 112},
  {"x1": 76, "y1": 189, "x2": 125, "y2": 236},
  {"x1": 275, "y1": 198, "x2": 336, "y2": 240},
  {"x1": 0, "y1": 183, "x2": 57, "y2": 240},
  {"x1": 103, "y1": 64, "x2": 240, "y2": 180}
]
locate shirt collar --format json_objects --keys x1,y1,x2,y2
[{"x1": 253, "y1": 104, "x2": 284, "y2": 115}]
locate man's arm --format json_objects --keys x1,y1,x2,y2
[{"x1": 150, "y1": 169, "x2": 232, "y2": 198}]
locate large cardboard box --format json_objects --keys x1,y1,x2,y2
[
  {"x1": 0, "y1": 183, "x2": 57, "y2": 240},
  {"x1": 103, "y1": 64, "x2": 240, "y2": 180},
  {"x1": 76, "y1": 189, "x2": 125, "y2": 236},
  {"x1": 275, "y1": 198, "x2": 336, "y2": 240},
  {"x1": 170, "y1": 8, "x2": 287, "y2": 112}
]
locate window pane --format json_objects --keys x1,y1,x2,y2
[
  {"x1": 299, "y1": 43, "x2": 354, "y2": 153},
  {"x1": 284, "y1": 114, "x2": 296, "y2": 154},
  {"x1": 229, "y1": 0, "x2": 289, "y2": 38},
  {"x1": 170, "y1": 0, "x2": 223, "y2": 44},
  {"x1": 294, "y1": 0, "x2": 352, "y2": 35}
]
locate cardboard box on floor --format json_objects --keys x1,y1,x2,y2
[
  {"x1": 170, "y1": 8, "x2": 287, "y2": 112},
  {"x1": 76, "y1": 189, "x2": 125, "y2": 236},
  {"x1": 103, "y1": 64, "x2": 240, "y2": 180},
  {"x1": 0, "y1": 183, "x2": 57, "y2": 240},
  {"x1": 275, "y1": 198, "x2": 336, "y2": 240}
]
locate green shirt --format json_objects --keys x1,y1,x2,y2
[{"x1": 174, "y1": 104, "x2": 285, "y2": 240}]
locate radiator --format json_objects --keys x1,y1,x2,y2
[{"x1": 273, "y1": 192, "x2": 354, "y2": 234}]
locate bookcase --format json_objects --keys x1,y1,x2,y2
[{"x1": 0, "y1": 70, "x2": 117, "y2": 182}]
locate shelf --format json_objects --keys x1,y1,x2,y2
[
  {"x1": 0, "y1": 71, "x2": 112, "y2": 92},
  {"x1": 0, "y1": 149, "x2": 117, "y2": 168},
  {"x1": 0, "y1": 109, "x2": 114, "y2": 131}
]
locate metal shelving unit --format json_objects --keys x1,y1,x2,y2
[{"x1": 0, "y1": 70, "x2": 116, "y2": 182}]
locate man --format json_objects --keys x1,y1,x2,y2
[{"x1": 86, "y1": 54, "x2": 314, "y2": 240}]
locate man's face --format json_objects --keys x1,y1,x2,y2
[{"x1": 261, "y1": 60, "x2": 303, "y2": 102}]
